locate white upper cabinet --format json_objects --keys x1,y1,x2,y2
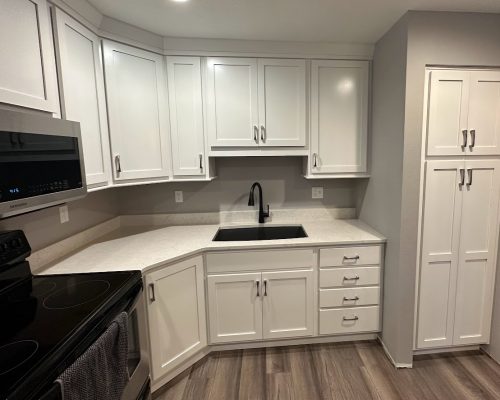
[
  {"x1": 0, "y1": 0, "x2": 58, "y2": 113},
  {"x1": 103, "y1": 41, "x2": 170, "y2": 182},
  {"x1": 467, "y1": 71, "x2": 500, "y2": 156},
  {"x1": 145, "y1": 256, "x2": 207, "y2": 383},
  {"x1": 310, "y1": 60, "x2": 369, "y2": 174},
  {"x1": 427, "y1": 69, "x2": 500, "y2": 157},
  {"x1": 426, "y1": 70, "x2": 469, "y2": 156},
  {"x1": 257, "y1": 59, "x2": 306, "y2": 147},
  {"x1": 206, "y1": 57, "x2": 307, "y2": 149},
  {"x1": 453, "y1": 160, "x2": 500, "y2": 345},
  {"x1": 206, "y1": 57, "x2": 259, "y2": 147},
  {"x1": 53, "y1": 9, "x2": 111, "y2": 189},
  {"x1": 166, "y1": 56, "x2": 205, "y2": 176}
]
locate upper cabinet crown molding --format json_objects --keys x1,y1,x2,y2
[
  {"x1": 53, "y1": 8, "x2": 112, "y2": 189},
  {"x1": 0, "y1": 0, "x2": 59, "y2": 113},
  {"x1": 308, "y1": 60, "x2": 369, "y2": 176},
  {"x1": 426, "y1": 69, "x2": 500, "y2": 157},
  {"x1": 103, "y1": 40, "x2": 171, "y2": 182}
]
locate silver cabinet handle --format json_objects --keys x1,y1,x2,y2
[
  {"x1": 470, "y1": 129, "x2": 476, "y2": 149},
  {"x1": 467, "y1": 168, "x2": 473, "y2": 186},
  {"x1": 462, "y1": 129, "x2": 468, "y2": 149},
  {"x1": 264, "y1": 280, "x2": 268, "y2": 296},
  {"x1": 343, "y1": 296, "x2": 360, "y2": 301},
  {"x1": 256, "y1": 280, "x2": 260, "y2": 297},
  {"x1": 149, "y1": 283, "x2": 156, "y2": 302},
  {"x1": 343, "y1": 255, "x2": 360, "y2": 262},
  {"x1": 312, "y1": 153, "x2": 318, "y2": 168},
  {"x1": 459, "y1": 168, "x2": 465, "y2": 187},
  {"x1": 199, "y1": 153, "x2": 203, "y2": 171},
  {"x1": 260, "y1": 125, "x2": 266, "y2": 143},
  {"x1": 115, "y1": 154, "x2": 121, "y2": 173},
  {"x1": 343, "y1": 316, "x2": 359, "y2": 322},
  {"x1": 343, "y1": 276, "x2": 360, "y2": 281},
  {"x1": 253, "y1": 125, "x2": 259, "y2": 143}
]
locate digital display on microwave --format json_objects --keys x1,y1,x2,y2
[{"x1": 0, "y1": 131, "x2": 83, "y2": 203}]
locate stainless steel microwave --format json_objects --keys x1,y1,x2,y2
[{"x1": 0, "y1": 109, "x2": 87, "y2": 218}]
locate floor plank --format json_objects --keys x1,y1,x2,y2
[{"x1": 154, "y1": 341, "x2": 500, "y2": 400}]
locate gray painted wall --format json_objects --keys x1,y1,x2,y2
[
  {"x1": 0, "y1": 189, "x2": 119, "y2": 251},
  {"x1": 117, "y1": 157, "x2": 363, "y2": 214},
  {"x1": 358, "y1": 16, "x2": 409, "y2": 365}
]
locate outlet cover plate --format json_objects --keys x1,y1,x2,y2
[{"x1": 312, "y1": 187, "x2": 324, "y2": 199}]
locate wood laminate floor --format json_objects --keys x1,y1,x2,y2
[{"x1": 153, "y1": 341, "x2": 500, "y2": 400}]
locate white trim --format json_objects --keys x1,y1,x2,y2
[
  {"x1": 413, "y1": 345, "x2": 480, "y2": 356},
  {"x1": 378, "y1": 336, "x2": 413, "y2": 369}
]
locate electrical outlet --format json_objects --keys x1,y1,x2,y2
[
  {"x1": 59, "y1": 205, "x2": 69, "y2": 223},
  {"x1": 312, "y1": 187, "x2": 324, "y2": 199},
  {"x1": 175, "y1": 191, "x2": 183, "y2": 203}
]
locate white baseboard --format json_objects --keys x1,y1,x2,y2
[
  {"x1": 378, "y1": 336, "x2": 413, "y2": 369},
  {"x1": 413, "y1": 345, "x2": 480, "y2": 356}
]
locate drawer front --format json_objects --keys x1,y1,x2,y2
[
  {"x1": 320, "y1": 267, "x2": 380, "y2": 288},
  {"x1": 206, "y1": 248, "x2": 315, "y2": 273},
  {"x1": 319, "y1": 306, "x2": 380, "y2": 335},
  {"x1": 320, "y1": 287, "x2": 380, "y2": 308},
  {"x1": 320, "y1": 246, "x2": 381, "y2": 267}
]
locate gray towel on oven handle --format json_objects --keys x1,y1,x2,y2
[{"x1": 57, "y1": 312, "x2": 130, "y2": 400}]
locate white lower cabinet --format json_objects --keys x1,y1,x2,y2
[
  {"x1": 318, "y1": 245, "x2": 382, "y2": 336},
  {"x1": 207, "y1": 268, "x2": 314, "y2": 343},
  {"x1": 207, "y1": 272, "x2": 263, "y2": 343},
  {"x1": 417, "y1": 160, "x2": 500, "y2": 349},
  {"x1": 145, "y1": 256, "x2": 207, "y2": 383},
  {"x1": 262, "y1": 269, "x2": 315, "y2": 339}
]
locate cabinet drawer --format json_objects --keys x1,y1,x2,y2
[
  {"x1": 320, "y1": 267, "x2": 380, "y2": 288},
  {"x1": 320, "y1": 246, "x2": 381, "y2": 267},
  {"x1": 206, "y1": 248, "x2": 314, "y2": 273},
  {"x1": 319, "y1": 306, "x2": 380, "y2": 335},
  {"x1": 319, "y1": 287, "x2": 380, "y2": 308}
]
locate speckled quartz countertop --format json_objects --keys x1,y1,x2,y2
[{"x1": 40, "y1": 219, "x2": 385, "y2": 275}]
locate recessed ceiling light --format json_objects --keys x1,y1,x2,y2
[{"x1": 171, "y1": 0, "x2": 189, "y2": 3}]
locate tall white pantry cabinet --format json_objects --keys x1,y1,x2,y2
[{"x1": 416, "y1": 68, "x2": 500, "y2": 349}]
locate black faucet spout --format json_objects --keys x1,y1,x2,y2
[{"x1": 248, "y1": 182, "x2": 270, "y2": 223}]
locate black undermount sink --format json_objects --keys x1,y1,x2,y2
[{"x1": 213, "y1": 225, "x2": 308, "y2": 241}]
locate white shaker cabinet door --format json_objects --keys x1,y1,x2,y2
[
  {"x1": 262, "y1": 269, "x2": 314, "y2": 339},
  {"x1": 0, "y1": 0, "x2": 58, "y2": 112},
  {"x1": 426, "y1": 70, "x2": 470, "y2": 156},
  {"x1": 207, "y1": 272, "x2": 262, "y2": 343},
  {"x1": 453, "y1": 160, "x2": 500, "y2": 345},
  {"x1": 145, "y1": 256, "x2": 207, "y2": 383},
  {"x1": 467, "y1": 71, "x2": 500, "y2": 156},
  {"x1": 257, "y1": 59, "x2": 306, "y2": 147},
  {"x1": 206, "y1": 57, "x2": 259, "y2": 147},
  {"x1": 54, "y1": 9, "x2": 111, "y2": 189},
  {"x1": 310, "y1": 60, "x2": 368, "y2": 174},
  {"x1": 166, "y1": 56, "x2": 206, "y2": 176},
  {"x1": 417, "y1": 160, "x2": 464, "y2": 349},
  {"x1": 103, "y1": 41, "x2": 170, "y2": 181}
]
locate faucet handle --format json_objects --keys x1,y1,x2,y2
[{"x1": 265, "y1": 204, "x2": 270, "y2": 217}]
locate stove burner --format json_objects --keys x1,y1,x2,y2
[
  {"x1": 0, "y1": 340, "x2": 39, "y2": 376},
  {"x1": 43, "y1": 280, "x2": 111, "y2": 310}
]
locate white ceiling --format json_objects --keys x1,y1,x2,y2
[{"x1": 88, "y1": 0, "x2": 500, "y2": 43}]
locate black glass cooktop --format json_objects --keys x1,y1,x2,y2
[{"x1": 0, "y1": 269, "x2": 141, "y2": 400}]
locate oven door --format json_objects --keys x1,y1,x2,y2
[{"x1": 122, "y1": 289, "x2": 151, "y2": 400}]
